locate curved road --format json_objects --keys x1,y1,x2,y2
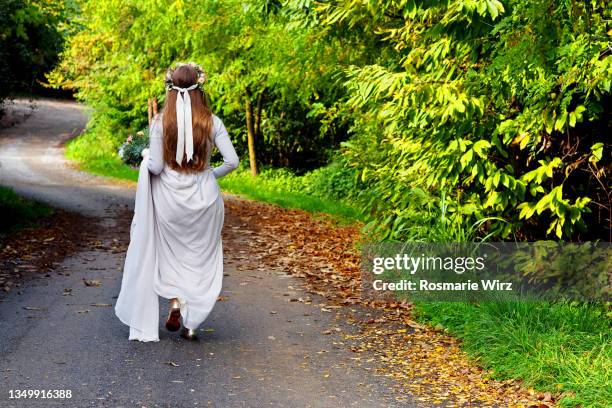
[{"x1": 0, "y1": 100, "x2": 406, "y2": 408}]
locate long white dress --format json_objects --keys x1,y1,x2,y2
[{"x1": 115, "y1": 114, "x2": 239, "y2": 342}]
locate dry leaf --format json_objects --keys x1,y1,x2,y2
[
  {"x1": 82, "y1": 278, "x2": 102, "y2": 287},
  {"x1": 219, "y1": 197, "x2": 547, "y2": 406}
]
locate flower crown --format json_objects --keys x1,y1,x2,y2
[{"x1": 164, "y1": 62, "x2": 207, "y2": 91}]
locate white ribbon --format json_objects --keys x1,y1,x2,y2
[{"x1": 172, "y1": 84, "x2": 199, "y2": 165}]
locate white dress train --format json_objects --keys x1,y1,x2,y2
[{"x1": 115, "y1": 114, "x2": 239, "y2": 342}]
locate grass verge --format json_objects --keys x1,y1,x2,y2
[
  {"x1": 217, "y1": 169, "x2": 363, "y2": 223},
  {"x1": 64, "y1": 132, "x2": 139, "y2": 182},
  {"x1": 0, "y1": 186, "x2": 53, "y2": 234},
  {"x1": 416, "y1": 301, "x2": 611, "y2": 407}
]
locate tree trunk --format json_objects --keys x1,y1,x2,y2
[
  {"x1": 245, "y1": 94, "x2": 258, "y2": 177},
  {"x1": 254, "y1": 90, "x2": 264, "y2": 140}
]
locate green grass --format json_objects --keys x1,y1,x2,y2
[
  {"x1": 416, "y1": 301, "x2": 611, "y2": 407},
  {"x1": 218, "y1": 169, "x2": 363, "y2": 223},
  {"x1": 0, "y1": 186, "x2": 53, "y2": 234},
  {"x1": 66, "y1": 157, "x2": 362, "y2": 223},
  {"x1": 64, "y1": 127, "x2": 139, "y2": 182},
  {"x1": 68, "y1": 154, "x2": 139, "y2": 182}
]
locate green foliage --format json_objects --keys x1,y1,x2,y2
[
  {"x1": 218, "y1": 165, "x2": 363, "y2": 223},
  {"x1": 417, "y1": 300, "x2": 611, "y2": 407},
  {"x1": 0, "y1": 0, "x2": 73, "y2": 109},
  {"x1": 55, "y1": 0, "x2": 610, "y2": 241},
  {"x1": 0, "y1": 186, "x2": 52, "y2": 233},
  {"x1": 299, "y1": 160, "x2": 362, "y2": 201},
  {"x1": 314, "y1": 0, "x2": 611, "y2": 241},
  {"x1": 49, "y1": 0, "x2": 359, "y2": 170}
]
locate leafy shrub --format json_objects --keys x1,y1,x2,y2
[
  {"x1": 300, "y1": 159, "x2": 362, "y2": 201},
  {"x1": 316, "y1": 0, "x2": 611, "y2": 241},
  {"x1": 53, "y1": 0, "x2": 610, "y2": 242}
]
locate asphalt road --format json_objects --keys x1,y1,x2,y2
[{"x1": 0, "y1": 99, "x2": 408, "y2": 408}]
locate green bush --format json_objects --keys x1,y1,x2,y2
[
  {"x1": 315, "y1": 0, "x2": 611, "y2": 242},
  {"x1": 240, "y1": 158, "x2": 362, "y2": 202},
  {"x1": 300, "y1": 160, "x2": 362, "y2": 202}
]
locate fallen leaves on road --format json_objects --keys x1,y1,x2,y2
[
  {"x1": 82, "y1": 278, "x2": 102, "y2": 287},
  {"x1": 223, "y1": 196, "x2": 551, "y2": 407},
  {"x1": 0, "y1": 208, "x2": 101, "y2": 296}
]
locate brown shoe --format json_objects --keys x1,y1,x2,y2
[
  {"x1": 165, "y1": 299, "x2": 181, "y2": 332},
  {"x1": 180, "y1": 328, "x2": 197, "y2": 340}
]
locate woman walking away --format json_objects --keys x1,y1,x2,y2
[{"x1": 115, "y1": 62, "x2": 239, "y2": 342}]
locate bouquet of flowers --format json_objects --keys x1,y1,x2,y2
[{"x1": 118, "y1": 129, "x2": 150, "y2": 167}]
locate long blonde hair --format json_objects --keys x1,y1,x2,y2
[{"x1": 162, "y1": 65, "x2": 213, "y2": 173}]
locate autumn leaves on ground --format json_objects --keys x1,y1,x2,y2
[
  {"x1": 223, "y1": 199, "x2": 555, "y2": 407},
  {"x1": 2, "y1": 190, "x2": 551, "y2": 407}
]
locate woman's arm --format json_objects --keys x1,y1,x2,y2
[
  {"x1": 212, "y1": 116, "x2": 239, "y2": 179},
  {"x1": 147, "y1": 115, "x2": 165, "y2": 175}
]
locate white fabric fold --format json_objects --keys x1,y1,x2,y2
[
  {"x1": 172, "y1": 84, "x2": 198, "y2": 165},
  {"x1": 114, "y1": 150, "x2": 160, "y2": 342}
]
